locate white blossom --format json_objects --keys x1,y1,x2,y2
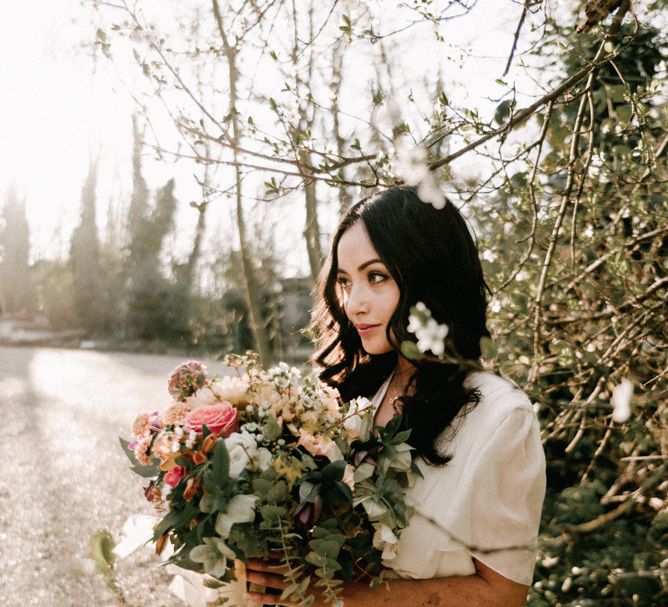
[
  {"x1": 611, "y1": 378, "x2": 633, "y2": 423},
  {"x1": 224, "y1": 431, "x2": 259, "y2": 478},
  {"x1": 189, "y1": 537, "x2": 236, "y2": 578},
  {"x1": 215, "y1": 494, "x2": 258, "y2": 538},
  {"x1": 395, "y1": 144, "x2": 445, "y2": 209},
  {"x1": 372, "y1": 524, "x2": 400, "y2": 561},
  {"x1": 407, "y1": 302, "x2": 449, "y2": 356},
  {"x1": 185, "y1": 430, "x2": 198, "y2": 449},
  {"x1": 481, "y1": 249, "x2": 497, "y2": 262}
]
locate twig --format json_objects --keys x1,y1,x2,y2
[
  {"x1": 528, "y1": 42, "x2": 606, "y2": 383},
  {"x1": 502, "y1": 0, "x2": 536, "y2": 77},
  {"x1": 496, "y1": 100, "x2": 554, "y2": 292},
  {"x1": 428, "y1": 48, "x2": 617, "y2": 171},
  {"x1": 547, "y1": 276, "x2": 668, "y2": 325}
]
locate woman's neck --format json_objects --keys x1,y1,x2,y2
[{"x1": 394, "y1": 356, "x2": 416, "y2": 382}]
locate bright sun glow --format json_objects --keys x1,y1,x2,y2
[
  {"x1": 0, "y1": 0, "x2": 543, "y2": 270},
  {"x1": 0, "y1": 1, "x2": 128, "y2": 259}
]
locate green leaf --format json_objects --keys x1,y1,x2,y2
[
  {"x1": 267, "y1": 480, "x2": 288, "y2": 503},
  {"x1": 321, "y1": 459, "x2": 347, "y2": 482},
  {"x1": 262, "y1": 415, "x2": 282, "y2": 441},
  {"x1": 494, "y1": 99, "x2": 515, "y2": 125},
  {"x1": 210, "y1": 439, "x2": 230, "y2": 482},
  {"x1": 252, "y1": 477, "x2": 275, "y2": 498},
  {"x1": 260, "y1": 504, "x2": 287, "y2": 521},
  {"x1": 90, "y1": 530, "x2": 115, "y2": 575},
  {"x1": 479, "y1": 336, "x2": 497, "y2": 359},
  {"x1": 119, "y1": 437, "x2": 159, "y2": 478},
  {"x1": 400, "y1": 340, "x2": 421, "y2": 360},
  {"x1": 305, "y1": 551, "x2": 326, "y2": 567}
]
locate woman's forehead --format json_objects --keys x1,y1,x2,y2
[{"x1": 336, "y1": 223, "x2": 380, "y2": 269}]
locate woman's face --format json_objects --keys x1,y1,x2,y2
[{"x1": 336, "y1": 221, "x2": 400, "y2": 355}]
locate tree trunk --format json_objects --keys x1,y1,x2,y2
[
  {"x1": 212, "y1": 0, "x2": 272, "y2": 366},
  {"x1": 300, "y1": 151, "x2": 324, "y2": 284}
]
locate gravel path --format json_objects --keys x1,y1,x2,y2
[{"x1": 0, "y1": 346, "x2": 225, "y2": 607}]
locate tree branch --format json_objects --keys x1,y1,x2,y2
[{"x1": 428, "y1": 49, "x2": 617, "y2": 171}]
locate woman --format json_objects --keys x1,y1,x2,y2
[{"x1": 245, "y1": 186, "x2": 546, "y2": 606}]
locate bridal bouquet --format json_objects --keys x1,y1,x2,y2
[{"x1": 121, "y1": 353, "x2": 418, "y2": 606}]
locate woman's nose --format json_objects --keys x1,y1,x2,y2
[{"x1": 345, "y1": 283, "x2": 369, "y2": 316}]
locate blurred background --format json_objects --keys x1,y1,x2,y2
[{"x1": 0, "y1": 1, "x2": 666, "y2": 605}]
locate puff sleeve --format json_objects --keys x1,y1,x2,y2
[{"x1": 466, "y1": 407, "x2": 546, "y2": 585}]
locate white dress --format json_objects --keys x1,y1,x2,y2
[{"x1": 371, "y1": 371, "x2": 546, "y2": 586}]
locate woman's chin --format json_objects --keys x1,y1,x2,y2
[{"x1": 361, "y1": 340, "x2": 393, "y2": 356}]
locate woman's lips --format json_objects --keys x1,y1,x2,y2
[{"x1": 356, "y1": 324, "x2": 380, "y2": 337}]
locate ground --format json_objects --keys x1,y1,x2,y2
[{"x1": 0, "y1": 345, "x2": 224, "y2": 607}]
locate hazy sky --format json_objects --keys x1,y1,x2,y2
[
  {"x1": 0, "y1": 0, "x2": 210, "y2": 263},
  {"x1": 0, "y1": 0, "x2": 591, "y2": 277}
]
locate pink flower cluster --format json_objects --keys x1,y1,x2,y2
[{"x1": 167, "y1": 360, "x2": 209, "y2": 401}]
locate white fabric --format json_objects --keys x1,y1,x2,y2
[{"x1": 372, "y1": 371, "x2": 545, "y2": 586}]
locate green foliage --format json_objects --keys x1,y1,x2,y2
[
  {"x1": 70, "y1": 158, "x2": 107, "y2": 334},
  {"x1": 474, "y1": 18, "x2": 668, "y2": 607}
]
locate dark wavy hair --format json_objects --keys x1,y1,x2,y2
[{"x1": 310, "y1": 186, "x2": 491, "y2": 465}]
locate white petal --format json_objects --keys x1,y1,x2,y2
[{"x1": 611, "y1": 379, "x2": 633, "y2": 423}]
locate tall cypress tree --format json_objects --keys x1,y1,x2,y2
[
  {"x1": 125, "y1": 179, "x2": 179, "y2": 339},
  {"x1": 0, "y1": 186, "x2": 31, "y2": 315},
  {"x1": 70, "y1": 158, "x2": 103, "y2": 333}
]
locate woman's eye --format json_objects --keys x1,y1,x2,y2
[
  {"x1": 336, "y1": 276, "x2": 351, "y2": 290},
  {"x1": 368, "y1": 271, "x2": 387, "y2": 284}
]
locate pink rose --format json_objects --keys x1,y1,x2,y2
[
  {"x1": 184, "y1": 403, "x2": 238, "y2": 436},
  {"x1": 164, "y1": 465, "x2": 186, "y2": 487}
]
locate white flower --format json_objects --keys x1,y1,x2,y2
[
  {"x1": 194, "y1": 375, "x2": 249, "y2": 407},
  {"x1": 372, "y1": 524, "x2": 399, "y2": 561},
  {"x1": 407, "y1": 303, "x2": 449, "y2": 356},
  {"x1": 185, "y1": 430, "x2": 198, "y2": 449},
  {"x1": 395, "y1": 144, "x2": 429, "y2": 185},
  {"x1": 611, "y1": 379, "x2": 633, "y2": 423},
  {"x1": 417, "y1": 172, "x2": 446, "y2": 209},
  {"x1": 342, "y1": 464, "x2": 356, "y2": 491},
  {"x1": 343, "y1": 397, "x2": 373, "y2": 443},
  {"x1": 189, "y1": 537, "x2": 236, "y2": 578},
  {"x1": 215, "y1": 494, "x2": 258, "y2": 538},
  {"x1": 357, "y1": 496, "x2": 388, "y2": 521},
  {"x1": 417, "y1": 319, "x2": 449, "y2": 356},
  {"x1": 482, "y1": 249, "x2": 496, "y2": 262},
  {"x1": 224, "y1": 431, "x2": 258, "y2": 478},
  {"x1": 395, "y1": 144, "x2": 446, "y2": 210},
  {"x1": 256, "y1": 447, "x2": 273, "y2": 471}
]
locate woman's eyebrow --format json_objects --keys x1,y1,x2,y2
[{"x1": 337, "y1": 258, "x2": 383, "y2": 274}]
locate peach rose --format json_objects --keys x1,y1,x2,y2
[
  {"x1": 185, "y1": 403, "x2": 238, "y2": 436},
  {"x1": 297, "y1": 430, "x2": 343, "y2": 461},
  {"x1": 152, "y1": 433, "x2": 176, "y2": 462},
  {"x1": 192, "y1": 375, "x2": 250, "y2": 408},
  {"x1": 134, "y1": 437, "x2": 152, "y2": 465},
  {"x1": 212, "y1": 375, "x2": 250, "y2": 405},
  {"x1": 162, "y1": 401, "x2": 193, "y2": 426},
  {"x1": 132, "y1": 412, "x2": 152, "y2": 437}
]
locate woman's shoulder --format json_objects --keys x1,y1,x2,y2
[
  {"x1": 440, "y1": 370, "x2": 536, "y2": 448},
  {"x1": 465, "y1": 370, "x2": 534, "y2": 417}
]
